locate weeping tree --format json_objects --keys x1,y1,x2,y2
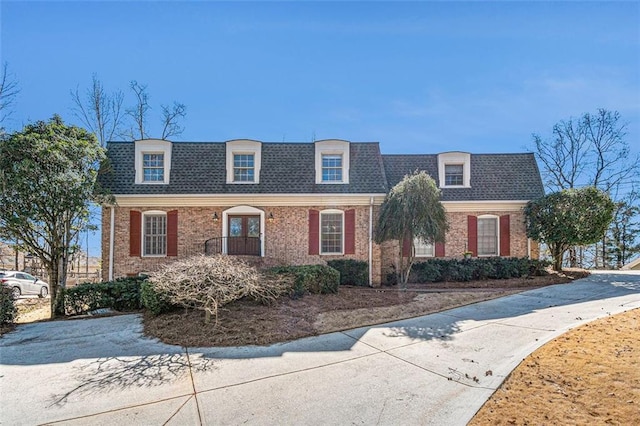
[
  {"x1": 374, "y1": 171, "x2": 448, "y2": 286},
  {"x1": 0, "y1": 115, "x2": 107, "y2": 316},
  {"x1": 524, "y1": 187, "x2": 615, "y2": 271}
]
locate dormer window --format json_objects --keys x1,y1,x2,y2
[
  {"x1": 322, "y1": 154, "x2": 343, "y2": 182},
  {"x1": 134, "y1": 139, "x2": 172, "y2": 185},
  {"x1": 444, "y1": 164, "x2": 464, "y2": 186},
  {"x1": 226, "y1": 140, "x2": 262, "y2": 184},
  {"x1": 438, "y1": 152, "x2": 471, "y2": 188},
  {"x1": 143, "y1": 153, "x2": 165, "y2": 182},
  {"x1": 315, "y1": 139, "x2": 350, "y2": 184},
  {"x1": 233, "y1": 153, "x2": 255, "y2": 182}
]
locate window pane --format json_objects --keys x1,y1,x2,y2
[
  {"x1": 321, "y1": 213, "x2": 343, "y2": 254},
  {"x1": 477, "y1": 218, "x2": 497, "y2": 256},
  {"x1": 414, "y1": 239, "x2": 434, "y2": 257},
  {"x1": 233, "y1": 154, "x2": 255, "y2": 182},
  {"x1": 144, "y1": 214, "x2": 167, "y2": 255},
  {"x1": 445, "y1": 164, "x2": 463, "y2": 186},
  {"x1": 142, "y1": 153, "x2": 164, "y2": 182},
  {"x1": 321, "y1": 154, "x2": 343, "y2": 182}
]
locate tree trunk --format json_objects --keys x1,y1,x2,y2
[
  {"x1": 551, "y1": 244, "x2": 564, "y2": 272},
  {"x1": 568, "y1": 247, "x2": 577, "y2": 268}
]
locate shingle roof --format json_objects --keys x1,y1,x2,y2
[
  {"x1": 382, "y1": 153, "x2": 545, "y2": 201},
  {"x1": 100, "y1": 141, "x2": 389, "y2": 195},
  {"x1": 100, "y1": 141, "x2": 544, "y2": 201}
]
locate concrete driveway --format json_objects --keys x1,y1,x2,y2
[{"x1": 1, "y1": 271, "x2": 639, "y2": 425}]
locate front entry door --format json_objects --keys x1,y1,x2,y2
[{"x1": 228, "y1": 215, "x2": 261, "y2": 255}]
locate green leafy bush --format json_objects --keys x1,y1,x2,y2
[
  {"x1": 409, "y1": 257, "x2": 549, "y2": 284},
  {"x1": 0, "y1": 287, "x2": 17, "y2": 324},
  {"x1": 63, "y1": 276, "x2": 145, "y2": 316},
  {"x1": 140, "y1": 280, "x2": 176, "y2": 316},
  {"x1": 327, "y1": 259, "x2": 368, "y2": 286},
  {"x1": 269, "y1": 265, "x2": 340, "y2": 295}
]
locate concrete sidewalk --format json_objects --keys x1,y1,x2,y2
[{"x1": 1, "y1": 271, "x2": 639, "y2": 425}]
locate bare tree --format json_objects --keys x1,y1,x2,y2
[
  {"x1": 160, "y1": 101, "x2": 187, "y2": 139},
  {"x1": 532, "y1": 109, "x2": 640, "y2": 268},
  {"x1": 0, "y1": 62, "x2": 20, "y2": 126},
  {"x1": 125, "y1": 80, "x2": 151, "y2": 140},
  {"x1": 71, "y1": 74, "x2": 125, "y2": 147}
]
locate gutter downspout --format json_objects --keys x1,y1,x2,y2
[
  {"x1": 109, "y1": 206, "x2": 115, "y2": 281},
  {"x1": 527, "y1": 237, "x2": 532, "y2": 259},
  {"x1": 369, "y1": 197, "x2": 374, "y2": 287}
]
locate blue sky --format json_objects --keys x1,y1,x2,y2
[{"x1": 2, "y1": 1, "x2": 639, "y2": 256}]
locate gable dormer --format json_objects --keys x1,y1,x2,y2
[
  {"x1": 315, "y1": 139, "x2": 350, "y2": 184},
  {"x1": 134, "y1": 139, "x2": 172, "y2": 185},
  {"x1": 225, "y1": 139, "x2": 262, "y2": 184},
  {"x1": 438, "y1": 151, "x2": 471, "y2": 188}
]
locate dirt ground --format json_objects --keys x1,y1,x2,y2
[
  {"x1": 144, "y1": 271, "x2": 587, "y2": 347},
  {"x1": 470, "y1": 307, "x2": 640, "y2": 425}
]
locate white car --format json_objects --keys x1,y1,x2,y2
[{"x1": 0, "y1": 270, "x2": 49, "y2": 298}]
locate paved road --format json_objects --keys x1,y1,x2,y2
[{"x1": 1, "y1": 271, "x2": 639, "y2": 425}]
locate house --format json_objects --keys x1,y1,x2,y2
[
  {"x1": 621, "y1": 257, "x2": 640, "y2": 270},
  {"x1": 100, "y1": 139, "x2": 544, "y2": 285}
]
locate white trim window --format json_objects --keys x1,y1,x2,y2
[
  {"x1": 134, "y1": 139, "x2": 172, "y2": 184},
  {"x1": 143, "y1": 212, "x2": 167, "y2": 256},
  {"x1": 314, "y1": 140, "x2": 350, "y2": 184},
  {"x1": 477, "y1": 215, "x2": 499, "y2": 256},
  {"x1": 320, "y1": 210, "x2": 344, "y2": 254},
  {"x1": 414, "y1": 238, "x2": 434, "y2": 257},
  {"x1": 444, "y1": 164, "x2": 464, "y2": 186},
  {"x1": 437, "y1": 152, "x2": 471, "y2": 188},
  {"x1": 225, "y1": 140, "x2": 262, "y2": 184},
  {"x1": 322, "y1": 154, "x2": 343, "y2": 182},
  {"x1": 233, "y1": 153, "x2": 255, "y2": 182},
  {"x1": 143, "y1": 153, "x2": 165, "y2": 182}
]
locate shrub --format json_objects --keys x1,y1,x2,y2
[
  {"x1": 148, "y1": 255, "x2": 294, "y2": 323},
  {"x1": 408, "y1": 257, "x2": 550, "y2": 283},
  {"x1": 410, "y1": 261, "x2": 443, "y2": 283},
  {"x1": 326, "y1": 259, "x2": 368, "y2": 286},
  {"x1": 62, "y1": 276, "x2": 146, "y2": 316},
  {"x1": 0, "y1": 287, "x2": 17, "y2": 324},
  {"x1": 140, "y1": 280, "x2": 176, "y2": 316},
  {"x1": 269, "y1": 265, "x2": 340, "y2": 295}
]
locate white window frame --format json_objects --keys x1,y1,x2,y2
[
  {"x1": 477, "y1": 214, "x2": 499, "y2": 257},
  {"x1": 142, "y1": 152, "x2": 165, "y2": 182},
  {"x1": 232, "y1": 153, "x2": 256, "y2": 182},
  {"x1": 142, "y1": 210, "x2": 167, "y2": 257},
  {"x1": 226, "y1": 140, "x2": 262, "y2": 184},
  {"x1": 413, "y1": 238, "x2": 434, "y2": 257},
  {"x1": 134, "y1": 139, "x2": 172, "y2": 184},
  {"x1": 438, "y1": 152, "x2": 471, "y2": 188},
  {"x1": 321, "y1": 154, "x2": 343, "y2": 182},
  {"x1": 315, "y1": 139, "x2": 350, "y2": 184},
  {"x1": 319, "y1": 209, "x2": 344, "y2": 255}
]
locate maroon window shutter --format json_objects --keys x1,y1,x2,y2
[
  {"x1": 130, "y1": 211, "x2": 141, "y2": 257},
  {"x1": 402, "y1": 237, "x2": 411, "y2": 257},
  {"x1": 309, "y1": 210, "x2": 319, "y2": 255},
  {"x1": 435, "y1": 242, "x2": 445, "y2": 257},
  {"x1": 467, "y1": 215, "x2": 478, "y2": 256},
  {"x1": 344, "y1": 209, "x2": 356, "y2": 254},
  {"x1": 167, "y1": 210, "x2": 178, "y2": 257},
  {"x1": 500, "y1": 214, "x2": 510, "y2": 256}
]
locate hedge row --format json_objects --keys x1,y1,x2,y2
[
  {"x1": 407, "y1": 257, "x2": 550, "y2": 283},
  {"x1": 62, "y1": 276, "x2": 147, "y2": 316},
  {"x1": 326, "y1": 259, "x2": 368, "y2": 286},
  {"x1": 268, "y1": 265, "x2": 340, "y2": 297}
]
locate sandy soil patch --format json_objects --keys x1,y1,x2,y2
[{"x1": 470, "y1": 307, "x2": 640, "y2": 425}]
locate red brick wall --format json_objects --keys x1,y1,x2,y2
[{"x1": 102, "y1": 205, "x2": 383, "y2": 285}]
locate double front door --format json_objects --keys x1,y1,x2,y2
[{"x1": 228, "y1": 215, "x2": 261, "y2": 255}]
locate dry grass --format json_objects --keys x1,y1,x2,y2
[{"x1": 470, "y1": 307, "x2": 640, "y2": 425}]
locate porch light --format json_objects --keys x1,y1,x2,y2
[
  {"x1": 268, "y1": 212, "x2": 275, "y2": 222},
  {"x1": 213, "y1": 212, "x2": 219, "y2": 222}
]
